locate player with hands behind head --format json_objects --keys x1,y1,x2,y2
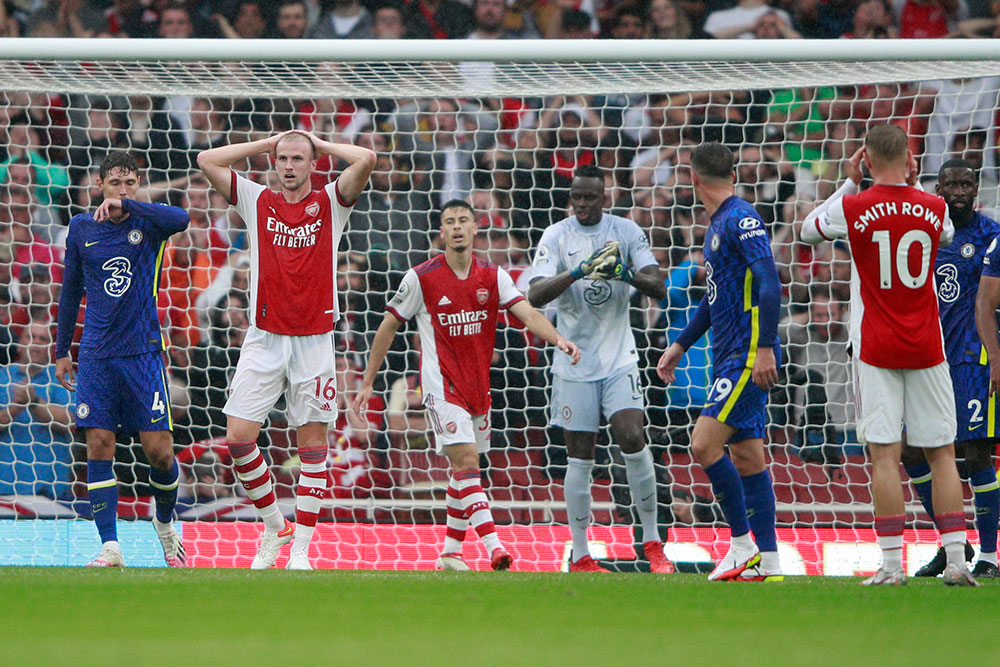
[
  {"x1": 198, "y1": 128, "x2": 376, "y2": 570},
  {"x1": 802, "y1": 124, "x2": 975, "y2": 587},
  {"x1": 353, "y1": 200, "x2": 579, "y2": 572},
  {"x1": 528, "y1": 164, "x2": 672, "y2": 574}
]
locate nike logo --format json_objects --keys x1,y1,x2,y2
[
  {"x1": 151, "y1": 416, "x2": 165, "y2": 423},
  {"x1": 970, "y1": 424, "x2": 983, "y2": 431},
  {"x1": 574, "y1": 515, "x2": 589, "y2": 522},
  {"x1": 568, "y1": 249, "x2": 580, "y2": 256},
  {"x1": 85, "y1": 241, "x2": 99, "y2": 247},
  {"x1": 640, "y1": 493, "x2": 655, "y2": 502}
]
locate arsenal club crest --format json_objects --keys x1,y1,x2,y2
[
  {"x1": 305, "y1": 201, "x2": 320, "y2": 217},
  {"x1": 476, "y1": 288, "x2": 489, "y2": 304}
]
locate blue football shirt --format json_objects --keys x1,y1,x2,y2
[
  {"x1": 936, "y1": 211, "x2": 1000, "y2": 366},
  {"x1": 702, "y1": 195, "x2": 780, "y2": 366},
  {"x1": 56, "y1": 199, "x2": 189, "y2": 360}
]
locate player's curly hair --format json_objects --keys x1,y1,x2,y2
[{"x1": 98, "y1": 151, "x2": 140, "y2": 180}]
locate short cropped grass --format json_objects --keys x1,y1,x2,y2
[{"x1": 4, "y1": 568, "x2": 997, "y2": 666}]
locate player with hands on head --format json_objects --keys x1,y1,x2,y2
[
  {"x1": 55, "y1": 150, "x2": 190, "y2": 568},
  {"x1": 353, "y1": 200, "x2": 580, "y2": 572},
  {"x1": 802, "y1": 124, "x2": 975, "y2": 587},
  {"x1": 198, "y1": 128, "x2": 376, "y2": 570},
  {"x1": 528, "y1": 164, "x2": 674, "y2": 574},
  {"x1": 657, "y1": 142, "x2": 783, "y2": 582},
  {"x1": 903, "y1": 159, "x2": 999, "y2": 580}
]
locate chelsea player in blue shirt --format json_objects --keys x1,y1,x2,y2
[
  {"x1": 55, "y1": 151, "x2": 190, "y2": 567},
  {"x1": 657, "y1": 142, "x2": 783, "y2": 581},
  {"x1": 905, "y1": 159, "x2": 1000, "y2": 579}
]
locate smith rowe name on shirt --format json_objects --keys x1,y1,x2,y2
[{"x1": 852, "y1": 200, "x2": 944, "y2": 233}]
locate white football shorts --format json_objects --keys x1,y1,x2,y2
[
  {"x1": 224, "y1": 325, "x2": 339, "y2": 428},
  {"x1": 855, "y1": 359, "x2": 956, "y2": 448},
  {"x1": 424, "y1": 393, "x2": 491, "y2": 454},
  {"x1": 551, "y1": 363, "x2": 644, "y2": 432}
]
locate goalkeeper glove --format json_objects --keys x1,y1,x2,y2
[
  {"x1": 570, "y1": 241, "x2": 620, "y2": 280},
  {"x1": 607, "y1": 260, "x2": 635, "y2": 283}
]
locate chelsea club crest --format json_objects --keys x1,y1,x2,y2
[
  {"x1": 128, "y1": 229, "x2": 143, "y2": 245},
  {"x1": 961, "y1": 243, "x2": 976, "y2": 258}
]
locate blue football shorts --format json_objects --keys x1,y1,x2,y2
[{"x1": 75, "y1": 351, "x2": 172, "y2": 433}]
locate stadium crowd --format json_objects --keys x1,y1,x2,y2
[{"x1": 2, "y1": 0, "x2": 999, "y2": 526}]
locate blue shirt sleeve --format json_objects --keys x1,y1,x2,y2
[
  {"x1": 984, "y1": 235, "x2": 1000, "y2": 278},
  {"x1": 123, "y1": 199, "x2": 189, "y2": 240},
  {"x1": 750, "y1": 256, "x2": 781, "y2": 349},
  {"x1": 55, "y1": 219, "x2": 85, "y2": 360}
]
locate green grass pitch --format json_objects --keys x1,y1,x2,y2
[{"x1": 5, "y1": 568, "x2": 997, "y2": 666}]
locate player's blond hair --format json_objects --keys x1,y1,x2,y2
[
  {"x1": 864, "y1": 124, "x2": 907, "y2": 166},
  {"x1": 274, "y1": 131, "x2": 316, "y2": 159}
]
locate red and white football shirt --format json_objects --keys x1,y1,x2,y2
[
  {"x1": 386, "y1": 255, "x2": 525, "y2": 415},
  {"x1": 809, "y1": 182, "x2": 954, "y2": 369},
  {"x1": 230, "y1": 172, "x2": 354, "y2": 336}
]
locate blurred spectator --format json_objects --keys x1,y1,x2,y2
[
  {"x1": 844, "y1": 0, "x2": 898, "y2": 38},
  {"x1": 557, "y1": 8, "x2": 594, "y2": 38},
  {"x1": 1, "y1": 182, "x2": 64, "y2": 282},
  {"x1": 350, "y1": 152, "x2": 433, "y2": 274},
  {"x1": 0, "y1": 323, "x2": 74, "y2": 499},
  {"x1": 195, "y1": 251, "x2": 251, "y2": 337},
  {"x1": 309, "y1": 0, "x2": 374, "y2": 38},
  {"x1": 67, "y1": 100, "x2": 129, "y2": 185},
  {"x1": 467, "y1": 0, "x2": 527, "y2": 38},
  {"x1": 104, "y1": 0, "x2": 155, "y2": 37},
  {"x1": 656, "y1": 248, "x2": 711, "y2": 435},
  {"x1": 752, "y1": 9, "x2": 802, "y2": 38},
  {"x1": 0, "y1": 0, "x2": 19, "y2": 37},
  {"x1": 8, "y1": 264, "x2": 59, "y2": 341},
  {"x1": 214, "y1": 1, "x2": 271, "y2": 39},
  {"x1": 335, "y1": 252, "x2": 387, "y2": 353},
  {"x1": 177, "y1": 451, "x2": 235, "y2": 508},
  {"x1": 404, "y1": 0, "x2": 473, "y2": 38},
  {"x1": 276, "y1": 0, "x2": 311, "y2": 39},
  {"x1": 918, "y1": 76, "x2": 1000, "y2": 178},
  {"x1": 779, "y1": 289, "x2": 855, "y2": 456},
  {"x1": 157, "y1": 2, "x2": 196, "y2": 38},
  {"x1": 372, "y1": 3, "x2": 406, "y2": 38},
  {"x1": 608, "y1": 3, "x2": 647, "y2": 38},
  {"x1": 412, "y1": 98, "x2": 497, "y2": 206},
  {"x1": 703, "y1": 0, "x2": 792, "y2": 39},
  {"x1": 766, "y1": 87, "x2": 836, "y2": 169},
  {"x1": 0, "y1": 118, "x2": 71, "y2": 208},
  {"x1": 158, "y1": 227, "x2": 218, "y2": 345},
  {"x1": 647, "y1": 0, "x2": 694, "y2": 38},
  {"x1": 894, "y1": 0, "x2": 965, "y2": 39},
  {"x1": 185, "y1": 290, "x2": 250, "y2": 440},
  {"x1": 3, "y1": 159, "x2": 63, "y2": 243}
]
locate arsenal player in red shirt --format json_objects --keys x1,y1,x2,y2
[
  {"x1": 802, "y1": 124, "x2": 975, "y2": 586},
  {"x1": 353, "y1": 200, "x2": 579, "y2": 571}
]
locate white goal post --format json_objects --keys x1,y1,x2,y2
[{"x1": 0, "y1": 38, "x2": 996, "y2": 572}]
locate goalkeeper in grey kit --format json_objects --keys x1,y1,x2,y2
[{"x1": 527, "y1": 164, "x2": 672, "y2": 573}]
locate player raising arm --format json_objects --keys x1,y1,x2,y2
[
  {"x1": 801, "y1": 124, "x2": 976, "y2": 587},
  {"x1": 55, "y1": 151, "x2": 190, "y2": 567},
  {"x1": 527, "y1": 164, "x2": 674, "y2": 574},
  {"x1": 352, "y1": 200, "x2": 580, "y2": 572},
  {"x1": 198, "y1": 130, "x2": 375, "y2": 570},
  {"x1": 657, "y1": 142, "x2": 783, "y2": 582}
]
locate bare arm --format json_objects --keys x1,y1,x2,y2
[
  {"x1": 976, "y1": 274, "x2": 1000, "y2": 396},
  {"x1": 508, "y1": 300, "x2": 580, "y2": 364},
  {"x1": 351, "y1": 312, "x2": 404, "y2": 417},
  {"x1": 301, "y1": 131, "x2": 376, "y2": 204},
  {"x1": 197, "y1": 133, "x2": 288, "y2": 203},
  {"x1": 631, "y1": 265, "x2": 666, "y2": 300},
  {"x1": 527, "y1": 272, "x2": 576, "y2": 308}
]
